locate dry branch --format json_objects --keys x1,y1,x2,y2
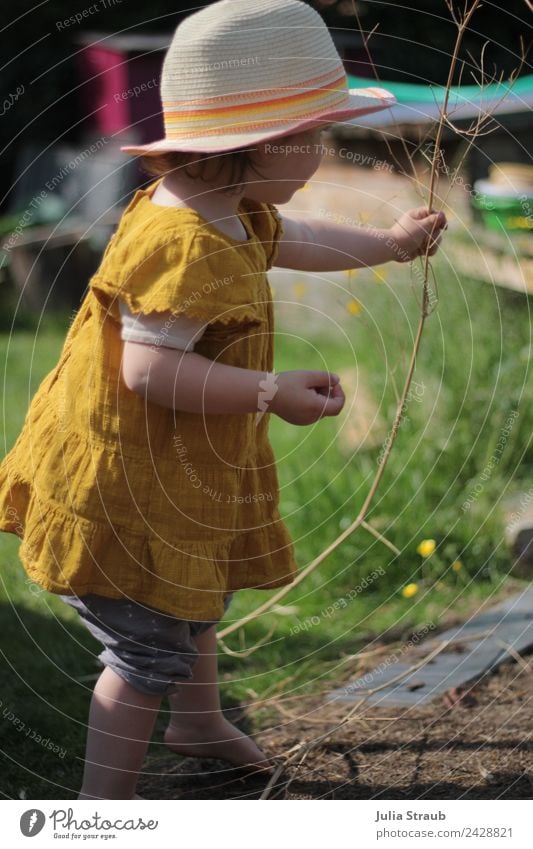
[
  {"x1": 216, "y1": 0, "x2": 526, "y2": 795},
  {"x1": 218, "y1": 0, "x2": 525, "y2": 648}
]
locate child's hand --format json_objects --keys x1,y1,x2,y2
[
  {"x1": 271, "y1": 371, "x2": 345, "y2": 426},
  {"x1": 389, "y1": 207, "x2": 447, "y2": 262}
]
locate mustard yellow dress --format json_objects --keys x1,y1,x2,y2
[{"x1": 0, "y1": 180, "x2": 298, "y2": 620}]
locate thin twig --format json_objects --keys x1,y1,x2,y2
[
  {"x1": 271, "y1": 698, "x2": 410, "y2": 725},
  {"x1": 217, "y1": 623, "x2": 276, "y2": 657},
  {"x1": 350, "y1": 4, "x2": 422, "y2": 191},
  {"x1": 224, "y1": 0, "x2": 520, "y2": 799},
  {"x1": 494, "y1": 639, "x2": 532, "y2": 675},
  {"x1": 360, "y1": 519, "x2": 401, "y2": 555}
]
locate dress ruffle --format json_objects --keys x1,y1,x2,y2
[
  {"x1": 0, "y1": 477, "x2": 296, "y2": 620},
  {"x1": 0, "y1": 380, "x2": 297, "y2": 621}
]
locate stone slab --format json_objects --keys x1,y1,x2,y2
[{"x1": 327, "y1": 587, "x2": 533, "y2": 707}]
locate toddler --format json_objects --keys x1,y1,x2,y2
[{"x1": 0, "y1": 0, "x2": 446, "y2": 800}]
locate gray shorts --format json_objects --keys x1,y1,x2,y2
[{"x1": 60, "y1": 592, "x2": 233, "y2": 696}]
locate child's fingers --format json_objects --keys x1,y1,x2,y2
[
  {"x1": 415, "y1": 209, "x2": 446, "y2": 232},
  {"x1": 313, "y1": 381, "x2": 345, "y2": 417},
  {"x1": 305, "y1": 370, "x2": 339, "y2": 390},
  {"x1": 429, "y1": 211, "x2": 447, "y2": 230},
  {"x1": 314, "y1": 380, "x2": 345, "y2": 398},
  {"x1": 300, "y1": 371, "x2": 345, "y2": 420},
  {"x1": 428, "y1": 236, "x2": 442, "y2": 255},
  {"x1": 330, "y1": 381, "x2": 345, "y2": 400},
  {"x1": 317, "y1": 392, "x2": 345, "y2": 417},
  {"x1": 409, "y1": 206, "x2": 432, "y2": 220},
  {"x1": 413, "y1": 207, "x2": 446, "y2": 223},
  {"x1": 429, "y1": 229, "x2": 444, "y2": 251}
]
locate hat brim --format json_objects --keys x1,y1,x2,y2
[{"x1": 120, "y1": 87, "x2": 397, "y2": 155}]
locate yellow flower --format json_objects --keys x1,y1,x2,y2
[
  {"x1": 292, "y1": 282, "x2": 307, "y2": 299},
  {"x1": 346, "y1": 298, "x2": 362, "y2": 316},
  {"x1": 451, "y1": 559, "x2": 463, "y2": 572},
  {"x1": 343, "y1": 268, "x2": 359, "y2": 279},
  {"x1": 372, "y1": 267, "x2": 388, "y2": 284},
  {"x1": 417, "y1": 539, "x2": 436, "y2": 557},
  {"x1": 401, "y1": 583, "x2": 419, "y2": 598}
]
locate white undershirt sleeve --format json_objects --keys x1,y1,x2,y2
[{"x1": 118, "y1": 299, "x2": 206, "y2": 351}]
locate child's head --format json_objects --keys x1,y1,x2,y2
[
  {"x1": 123, "y1": 0, "x2": 396, "y2": 186},
  {"x1": 141, "y1": 124, "x2": 330, "y2": 203}
]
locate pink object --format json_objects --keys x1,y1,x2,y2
[
  {"x1": 77, "y1": 35, "x2": 166, "y2": 144},
  {"x1": 78, "y1": 44, "x2": 129, "y2": 135}
]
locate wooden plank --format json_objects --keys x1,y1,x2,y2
[{"x1": 327, "y1": 587, "x2": 533, "y2": 707}]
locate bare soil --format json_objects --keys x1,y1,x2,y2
[{"x1": 139, "y1": 650, "x2": 532, "y2": 800}]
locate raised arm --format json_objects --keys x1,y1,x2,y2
[{"x1": 275, "y1": 207, "x2": 447, "y2": 271}]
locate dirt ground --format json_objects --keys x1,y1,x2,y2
[{"x1": 139, "y1": 649, "x2": 532, "y2": 800}]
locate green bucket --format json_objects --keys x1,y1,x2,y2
[{"x1": 472, "y1": 191, "x2": 533, "y2": 233}]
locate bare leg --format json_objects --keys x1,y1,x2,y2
[
  {"x1": 78, "y1": 666, "x2": 162, "y2": 799},
  {"x1": 164, "y1": 624, "x2": 273, "y2": 773}
]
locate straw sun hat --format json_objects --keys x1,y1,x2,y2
[{"x1": 121, "y1": 0, "x2": 396, "y2": 155}]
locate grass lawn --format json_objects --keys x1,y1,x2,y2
[{"x1": 0, "y1": 266, "x2": 531, "y2": 798}]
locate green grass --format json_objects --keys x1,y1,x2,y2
[{"x1": 0, "y1": 267, "x2": 531, "y2": 798}]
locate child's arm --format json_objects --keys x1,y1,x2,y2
[
  {"x1": 122, "y1": 342, "x2": 345, "y2": 425},
  {"x1": 276, "y1": 207, "x2": 447, "y2": 271}
]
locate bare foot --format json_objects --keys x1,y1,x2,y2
[{"x1": 164, "y1": 716, "x2": 274, "y2": 775}]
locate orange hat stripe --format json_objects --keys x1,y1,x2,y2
[
  {"x1": 163, "y1": 76, "x2": 346, "y2": 122},
  {"x1": 164, "y1": 97, "x2": 348, "y2": 138}
]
